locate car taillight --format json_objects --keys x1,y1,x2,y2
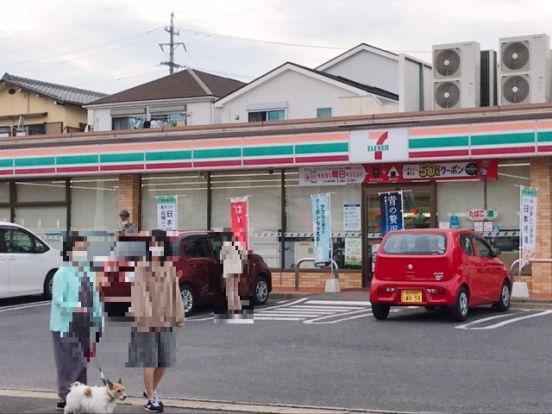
[
  {"x1": 426, "y1": 287, "x2": 445, "y2": 294},
  {"x1": 379, "y1": 286, "x2": 396, "y2": 294}
]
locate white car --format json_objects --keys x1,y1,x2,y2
[{"x1": 0, "y1": 222, "x2": 62, "y2": 300}]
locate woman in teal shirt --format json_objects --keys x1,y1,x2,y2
[{"x1": 49, "y1": 233, "x2": 104, "y2": 411}]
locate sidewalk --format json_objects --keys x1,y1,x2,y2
[{"x1": 0, "y1": 389, "x2": 374, "y2": 414}]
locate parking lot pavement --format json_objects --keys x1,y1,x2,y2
[{"x1": 4, "y1": 293, "x2": 552, "y2": 413}]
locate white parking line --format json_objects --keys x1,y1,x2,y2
[
  {"x1": 303, "y1": 308, "x2": 374, "y2": 324},
  {"x1": 455, "y1": 310, "x2": 552, "y2": 330},
  {"x1": 0, "y1": 301, "x2": 51, "y2": 313},
  {"x1": 306, "y1": 300, "x2": 371, "y2": 306}
]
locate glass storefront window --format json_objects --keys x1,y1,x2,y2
[
  {"x1": 14, "y1": 206, "x2": 66, "y2": 250},
  {"x1": 211, "y1": 170, "x2": 281, "y2": 268},
  {"x1": 285, "y1": 170, "x2": 362, "y2": 269},
  {"x1": 141, "y1": 174, "x2": 208, "y2": 231},
  {"x1": 0, "y1": 182, "x2": 9, "y2": 203},
  {"x1": 16, "y1": 180, "x2": 66, "y2": 202},
  {"x1": 70, "y1": 177, "x2": 119, "y2": 233},
  {"x1": 437, "y1": 181, "x2": 485, "y2": 229}
]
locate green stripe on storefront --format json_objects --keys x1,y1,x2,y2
[
  {"x1": 537, "y1": 131, "x2": 552, "y2": 142},
  {"x1": 100, "y1": 153, "x2": 144, "y2": 163},
  {"x1": 193, "y1": 148, "x2": 241, "y2": 159},
  {"x1": 57, "y1": 155, "x2": 99, "y2": 165},
  {"x1": 145, "y1": 151, "x2": 192, "y2": 161},
  {"x1": 14, "y1": 157, "x2": 55, "y2": 167},
  {"x1": 0, "y1": 160, "x2": 12, "y2": 168},
  {"x1": 408, "y1": 136, "x2": 469, "y2": 149},
  {"x1": 471, "y1": 132, "x2": 534, "y2": 146},
  {"x1": 294, "y1": 142, "x2": 348, "y2": 154},
  {"x1": 243, "y1": 146, "x2": 294, "y2": 157}
]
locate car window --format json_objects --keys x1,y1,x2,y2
[
  {"x1": 459, "y1": 235, "x2": 475, "y2": 256},
  {"x1": 475, "y1": 237, "x2": 493, "y2": 257},
  {"x1": 3, "y1": 229, "x2": 42, "y2": 254},
  {"x1": 382, "y1": 233, "x2": 446, "y2": 255},
  {"x1": 183, "y1": 237, "x2": 212, "y2": 259}
]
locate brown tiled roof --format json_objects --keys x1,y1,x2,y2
[{"x1": 89, "y1": 68, "x2": 245, "y2": 105}]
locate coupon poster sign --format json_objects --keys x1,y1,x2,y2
[
  {"x1": 520, "y1": 186, "x2": 538, "y2": 268},
  {"x1": 230, "y1": 196, "x2": 249, "y2": 250},
  {"x1": 379, "y1": 191, "x2": 404, "y2": 235},
  {"x1": 311, "y1": 193, "x2": 332, "y2": 266}
]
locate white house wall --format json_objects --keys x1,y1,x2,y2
[
  {"x1": 186, "y1": 101, "x2": 214, "y2": 125},
  {"x1": 320, "y1": 51, "x2": 399, "y2": 95},
  {"x1": 88, "y1": 108, "x2": 111, "y2": 131},
  {"x1": 218, "y1": 69, "x2": 362, "y2": 123}
]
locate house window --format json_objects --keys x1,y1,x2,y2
[
  {"x1": 248, "y1": 109, "x2": 286, "y2": 122},
  {"x1": 317, "y1": 107, "x2": 332, "y2": 118},
  {"x1": 24, "y1": 124, "x2": 46, "y2": 135}
]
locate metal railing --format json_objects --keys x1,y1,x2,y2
[
  {"x1": 294, "y1": 258, "x2": 339, "y2": 290},
  {"x1": 510, "y1": 258, "x2": 552, "y2": 279}
]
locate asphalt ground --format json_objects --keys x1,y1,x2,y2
[{"x1": 2, "y1": 293, "x2": 552, "y2": 413}]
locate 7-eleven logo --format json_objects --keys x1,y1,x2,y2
[{"x1": 368, "y1": 131, "x2": 390, "y2": 160}]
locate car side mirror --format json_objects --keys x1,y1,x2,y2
[{"x1": 491, "y1": 247, "x2": 501, "y2": 257}]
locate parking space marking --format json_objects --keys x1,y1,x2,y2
[
  {"x1": 455, "y1": 309, "x2": 552, "y2": 330},
  {"x1": 0, "y1": 301, "x2": 51, "y2": 313}
]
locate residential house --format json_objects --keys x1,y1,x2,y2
[
  {"x1": 0, "y1": 73, "x2": 106, "y2": 136},
  {"x1": 85, "y1": 68, "x2": 245, "y2": 131}
]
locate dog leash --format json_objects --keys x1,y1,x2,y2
[{"x1": 92, "y1": 344, "x2": 107, "y2": 386}]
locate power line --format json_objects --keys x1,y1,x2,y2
[{"x1": 0, "y1": 27, "x2": 163, "y2": 70}]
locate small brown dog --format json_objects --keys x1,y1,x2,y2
[{"x1": 64, "y1": 379, "x2": 127, "y2": 414}]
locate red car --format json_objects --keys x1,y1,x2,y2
[
  {"x1": 369, "y1": 229, "x2": 511, "y2": 321},
  {"x1": 100, "y1": 231, "x2": 272, "y2": 316}
]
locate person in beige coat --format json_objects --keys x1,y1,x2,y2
[{"x1": 127, "y1": 230, "x2": 184, "y2": 413}]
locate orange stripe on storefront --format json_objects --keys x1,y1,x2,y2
[
  {"x1": 470, "y1": 121, "x2": 535, "y2": 133},
  {"x1": 193, "y1": 138, "x2": 243, "y2": 148},
  {"x1": 242, "y1": 136, "x2": 295, "y2": 145},
  {"x1": 146, "y1": 141, "x2": 194, "y2": 151},
  {"x1": 294, "y1": 133, "x2": 348, "y2": 143},
  {"x1": 409, "y1": 125, "x2": 470, "y2": 137}
]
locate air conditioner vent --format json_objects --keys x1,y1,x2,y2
[
  {"x1": 434, "y1": 81, "x2": 461, "y2": 108},
  {"x1": 501, "y1": 41, "x2": 530, "y2": 71},
  {"x1": 501, "y1": 75, "x2": 530, "y2": 103},
  {"x1": 434, "y1": 49, "x2": 461, "y2": 77}
]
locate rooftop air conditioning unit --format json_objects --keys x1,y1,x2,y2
[
  {"x1": 499, "y1": 33, "x2": 550, "y2": 105},
  {"x1": 432, "y1": 41, "x2": 480, "y2": 109}
]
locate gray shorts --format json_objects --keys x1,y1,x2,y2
[{"x1": 126, "y1": 328, "x2": 176, "y2": 368}]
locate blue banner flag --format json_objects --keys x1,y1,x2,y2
[
  {"x1": 311, "y1": 193, "x2": 332, "y2": 265},
  {"x1": 379, "y1": 191, "x2": 404, "y2": 235}
]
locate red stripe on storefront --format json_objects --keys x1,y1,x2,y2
[
  {"x1": 471, "y1": 146, "x2": 535, "y2": 156},
  {"x1": 537, "y1": 145, "x2": 552, "y2": 153},
  {"x1": 15, "y1": 167, "x2": 56, "y2": 175},
  {"x1": 145, "y1": 162, "x2": 193, "y2": 170},
  {"x1": 295, "y1": 155, "x2": 349, "y2": 163},
  {"x1": 99, "y1": 164, "x2": 145, "y2": 171},
  {"x1": 193, "y1": 160, "x2": 242, "y2": 168},
  {"x1": 0, "y1": 170, "x2": 12, "y2": 175},
  {"x1": 57, "y1": 166, "x2": 100, "y2": 173},
  {"x1": 408, "y1": 149, "x2": 470, "y2": 158},
  {"x1": 243, "y1": 157, "x2": 294, "y2": 166}
]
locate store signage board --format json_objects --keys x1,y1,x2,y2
[
  {"x1": 344, "y1": 238, "x2": 362, "y2": 267},
  {"x1": 364, "y1": 160, "x2": 498, "y2": 184},
  {"x1": 311, "y1": 193, "x2": 332, "y2": 266},
  {"x1": 350, "y1": 128, "x2": 409, "y2": 163},
  {"x1": 156, "y1": 195, "x2": 178, "y2": 230},
  {"x1": 520, "y1": 186, "x2": 538, "y2": 267},
  {"x1": 467, "y1": 208, "x2": 498, "y2": 221},
  {"x1": 230, "y1": 196, "x2": 249, "y2": 249},
  {"x1": 299, "y1": 165, "x2": 366, "y2": 186},
  {"x1": 379, "y1": 191, "x2": 404, "y2": 235}
]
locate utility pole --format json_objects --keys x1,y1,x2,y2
[{"x1": 159, "y1": 12, "x2": 186, "y2": 74}]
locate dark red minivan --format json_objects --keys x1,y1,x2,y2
[
  {"x1": 100, "y1": 231, "x2": 272, "y2": 315},
  {"x1": 369, "y1": 229, "x2": 511, "y2": 321}
]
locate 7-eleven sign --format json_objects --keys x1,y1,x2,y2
[{"x1": 350, "y1": 128, "x2": 409, "y2": 163}]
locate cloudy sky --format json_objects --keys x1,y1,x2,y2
[{"x1": 1, "y1": 0, "x2": 551, "y2": 94}]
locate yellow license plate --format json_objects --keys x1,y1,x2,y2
[{"x1": 401, "y1": 290, "x2": 423, "y2": 303}]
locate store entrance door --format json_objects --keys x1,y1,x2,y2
[{"x1": 362, "y1": 183, "x2": 436, "y2": 287}]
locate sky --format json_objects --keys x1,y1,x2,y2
[{"x1": 1, "y1": 0, "x2": 552, "y2": 94}]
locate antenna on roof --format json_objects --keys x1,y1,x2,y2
[{"x1": 159, "y1": 12, "x2": 187, "y2": 74}]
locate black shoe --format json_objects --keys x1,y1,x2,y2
[
  {"x1": 144, "y1": 399, "x2": 163, "y2": 413},
  {"x1": 56, "y1": 399, "x2": 66, "y2": 411}
]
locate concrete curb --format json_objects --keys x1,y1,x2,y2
[{"x1": 0, "y1": 387, "x2": 420, "y2": 414}]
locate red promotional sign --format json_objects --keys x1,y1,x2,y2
[
  {"x1": 364, "y1": 160, "x2": 498, "y2": 184},
  {"x1": 230, "y1": 197, "x2": 249, "y2": 250}
]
